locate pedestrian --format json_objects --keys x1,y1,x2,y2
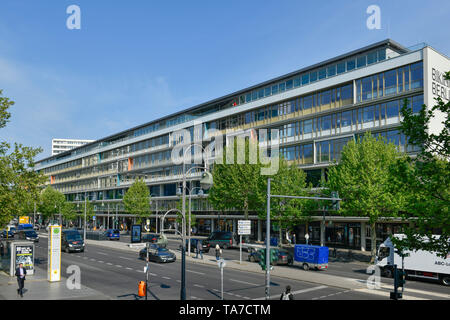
[
  {"x1": 280, "y1": 285, "x2": 294, "y2": 300},
  {"x1": 196, "y1": 240, "x2": 203, "y2": 259},
  {"x1": 15, "y1": 263, "x2": 26, "y2": 298},
  {"x1": 292, "y1": 233, "x2": 296, "y2": 245},
  {"x1": 215, "y1": 244, "x2": 222, "y2": 261},
  {"x1": 305, "y1": 233, "x2": 309, "y2": 245}
]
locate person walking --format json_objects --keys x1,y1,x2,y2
[
  {"x1": 215, "y1": 244, "x2": 222, "y2": 261},
  {"x1": 280, "y1": 285, "x2": 294, "y2": 300},
  {"x1": 196, "y1": 240, "x2": 203, "y2": 259},
  {"x1": 305, "y1": 233, "x2": 309, "y2": 245},
  {"x1": 15, "y1": 263, "x2": 27, "y2": 298},
  {"x1": 292, "y1": 233, "x2": 297, "y2": 245}
]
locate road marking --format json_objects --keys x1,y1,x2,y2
[
  {"x1": 126, "y1": 267, "x2": 133, "y2": 270},
  {"x1": 235, "y1": 294, "x2": 242, "y2": 298},
  {"x1": 230, "y1": 279, "x2": 259, "y2": 286},
  {"x1": 187, "y1": 270, "x2": 205, "y2": 275},
  {"x1": 162, "y1": 276, "x2": 171, "y2": 280},
  {"x1": 98, "y1": 261, "x2": 104, "y2": 263},
  {"x1": 176, "y1": 280, "x2": 181, "y2": 283},
  {"x1": 194, "y1": 284, "x2": 204, "y2": 288},
  {"x1": 83, "y1": 257, "x2": 88, "y2": 259},
  {"x1": 106, "y1": 262, "x2": 113, "y2": 265},
  {"x1": 115, "y1": 265, "x2": 122, "y2": 268},
  {"x1": 213, "y1": 289, "x2": 219, "y2": 292},
  {"x1": 137, "y1": 270, "x2": 144, "y2": 273},
  {"x1": 119, "y1": 256, "x2": 133, "y2": 261},
  {"x1": 149, "y1": 273, "x2": 157, "y2": 276},
  {"x1": 253, "y1": 285, "x2": 328, "y2": 300},
  {"x1": 243, "y1": 296, "x2": 250, "y2": 300},
  {"x1": 90, "y1": 258, "x2": 96, "y2": 261},
  {"x1": 354, "y1": 288, "x2": 430, "y2": 300}
]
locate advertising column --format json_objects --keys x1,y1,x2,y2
[{"x1": 48, "y1": 226, "x2": 61, "y2": 282}]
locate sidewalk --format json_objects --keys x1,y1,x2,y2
[{"x1": 0, "y1": 269, "x2": 111, "y2": 300}]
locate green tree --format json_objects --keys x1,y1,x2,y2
[
  {"x1": 208, "y1": 138, "x2": 266, "y2": 220},
  {"x1": 0, "y1": 90, "x2": 46, "y2": 227},
  {"x1": 123, "y1": 179, "x2": 151, "y2": 223},
  {"x1": 39, "y1": 186, "x2": 66, "y2": 223},
  {"x1": 394, "y1": 71, "x2": 450, "y2": 257},
  {"x1": 61, "y1": 201, "x2": 78, "y2": 223},
  {"x1": 327, "y1": 132, "x2": 407, "y2": 262}
]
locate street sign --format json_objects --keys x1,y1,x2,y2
[
  {"x1": 48, "y1": 225, "x2": 61, "y2": 282},
  {"x1": 218, "y1": 259, "x2": 226, "y2": 269},
  {"x1": 238, "y1": 220, "x2": 251, "y2": 235},
  {"x1": 19, "y1": 216, "x2": 30, "y2": 224}
]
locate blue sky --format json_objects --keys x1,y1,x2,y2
[{"x1": 0, "y1": 0, "x2": 449, "y2": 160}]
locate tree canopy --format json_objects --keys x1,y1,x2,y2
[{"x1": 123, "y1": 178, "x2": 151, "y2": 223}]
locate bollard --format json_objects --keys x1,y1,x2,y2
[{"x1": 138, "y1": 281, "x2": 146, "y2": 297}]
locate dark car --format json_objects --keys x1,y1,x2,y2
[
  {"x1": 142, "y1": 233, "x2": 160, "y2": 243},
  {"x1": 248, "y1": 248, "x2": 294, "y2": 266},
  {"x1": 139, "y1": 245, "x2": 176, "y2": 263},
  {"x1": 104, "y1": 229, "x2": 120, "y2": 240},
  {"x1": 180, "y1": 239, "x2": 210, "y2": 253},
  {"x1": 16, "y1": 230, "x2": 39, "y2": 242},
  {"x1": 203, "y1": 231, "x2": 235, "y2": 249},
  {"x1": 1, "y1": 230, "x2": 14, "y2": 239},
  {"x1": 62, "y1": 230, "x2": 85, "y2": 253}
]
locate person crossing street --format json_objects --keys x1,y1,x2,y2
[{"x1": 15, "y1": 263, "x2": 27, "y2": 298}]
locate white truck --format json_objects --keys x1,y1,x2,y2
[{"x1": 375, "y1": 234, "x2": 450, "y2": 286}]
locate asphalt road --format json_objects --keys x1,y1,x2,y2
[{"x1": 32, "y1": 237, "x2": 389, "y2": 300}]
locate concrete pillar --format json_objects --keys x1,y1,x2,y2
[
  {"x1": 211, "y1": 218, "x2": 214, "y2": 233},
  {"x1": 320, "y1": 220, "x2": 325, "y2": 247},
  {"x1": 361, "y1": 222, "x2": 366, "y2": 252},
  {"x1": 257, "y1": 220, "x2": 262, "y2": 242},
  {"x1": 233, "y1": 219, "x2": 237, "y2": 234}
]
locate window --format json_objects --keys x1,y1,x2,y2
[
  {"x1": 327, "y1": 65, "x2": 336, "y2": 77},
  {"x1": 286, "y1": 79, "x2": 293, "y2": 90},
  {"x1": 320, "y1": 90, "x2": 331, "y2": 106},
  {"x1": 303, "y1": 119, "x2": 313, "y2": 134},
  {"x1": 357, "y1": 56, "x2": 366, "y2": 68},
  {"x1": 341, "y1": 111, "x2": 352, "y2": 127},
  {"x1": 341, "y1": 84, "x2": 352, "y2": 104},
  {"x1": 367, "y1": 52, "x2": 377, "y2": 65},
  {"x1": 410, "y1": 62, "x2": 423, "y2": 89},
  {"x1": 337, "y1": 62, "x2": 346, "y2": 74},
  {"x1": 378, "y1": 49, "x2": 386, "y2": 61},
  {"x1": 361, "y1": 77, "x2": 373, "y2": 101},
  {"x1": 258, "y1": 89, "x2": 264, "y2": 99},
  {"x1": 384, "y1": 70, "x2": 397, "y2": 95},
  {"x1": 318, "y1": 68, "x2": 327, "y2": 80},
  {"x1": 302, "y1": 74, "x2": 310, "y2": 85},
  {"x1": 386, "y1": 101, "x2": 398, "y2": 118},
  {"x1": 303, "y1": 95, "x2": 314, "y2": 110},
  {"x1": 321, "y1": 115, "x2": 332, "y2": 131},
  {"x1": 412, "y1": 95, "x2": 424, "y2": 114},
  {"x1": 363, "y1": 105, "x2": 374, "y2": 123},
  {"x1": 272, "y1": 84, "x2": 279, "y2": 95},
  {"x1": 252, "y1": 91, "x2": 257, "y2": 100},
  {"x1": 310, "y1": 71, "x2": 318, "y2": 82},
  {"x1": 294, "y1": 77, "x2": 301, "y2": 87},
  {"x1": 279, "y1": 82, "x2": 286, "y2": 92},
  {"x1": 347, "y1": 59, "x2": 356, "y2": 71},
  {"x1": 303, "y1": 144, "x2": 313, "y2": 164},
  {"x1": 320, "y1": 141, "x2": 330, "y2": 162},
  {"x1": 265, "y1": 87, "x2": 271, "y2": 97}
]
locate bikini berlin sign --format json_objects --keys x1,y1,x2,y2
[
  {"x1": 48, "y1": 226, "x2": 61, "y2": 282},
  {"x1": 238, "y1": 220, "x2": 251, "y2": 235}
]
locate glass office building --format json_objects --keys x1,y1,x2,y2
[{"x1": 35, "y1": 39, "x2": 449, "y2": 251}]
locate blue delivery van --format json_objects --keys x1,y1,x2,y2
[{"x1": 294, "y1": 244, "x2": 329, "y2": 271}]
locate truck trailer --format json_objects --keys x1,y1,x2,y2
[{"x1": 375, "y1": 234, "x2": 450, "y2": 286}]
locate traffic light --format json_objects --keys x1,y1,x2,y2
[
  {"x1": 270, "y1": 249, "x2": 278, "y2": 264},
  {"x1": 258, "y1": 249, "x2": 266, "y2": 271},
  {"x1": 331, "y1": 191, "x2": 340, "y2": 211},
  {"x1": 390, "y1": 265, "x2": 404, "y2": 300},
  {"x1": 397, "y1": 269, "x2": 406, "y2": 288}
]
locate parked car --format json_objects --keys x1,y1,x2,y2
[
  {"x1": 142, "y1": 233, "x2": 160, "y2": 243},
  {"x1": 61, "y1": 230, "x2": 85, "y2": 253},
  {"x1": 104, "y1": 229, "x2": 120, "y2": 241},
  {"x1": 7, "y1": 226, "x2": 17, "y2": 234},
  {"x1": 247, "y1": 247, "x2": 294, "y2": 266},
  {"x1": 139, "y1": 244, "x2": 176, "y2": 263},
  {"x1": 16, "y1": 230, "x2": 39, "y2": 242},
  {"x1": 180, "y1": 239, "x2": 210, "y2": 253},
  {"x1": 1, "y1": 230, "x2": 14, "y2": 239},
  {"x1": 203, "y1": 231, "x2": 235, "y2": 249},
  {"x1": 18, "y1": 224, "x2": 34, "y2": 231}
]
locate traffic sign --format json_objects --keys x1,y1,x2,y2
[
  {"x1": 238, "y1": 220, "x2": 251, "y2": 235},
  {"x1": 218, "y1": 259, "x2": 226, "y2": 269}
]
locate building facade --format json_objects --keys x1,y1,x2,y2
[
  {"x1": 52, "y1": 138, "x2": 95, "y2": 155},
  {"x1": 36, "y1": 40, "x2": 450, "y2": 251}
]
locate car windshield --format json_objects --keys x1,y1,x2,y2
[
  {"x1": 157, "y1": 248, "x2": 168, "y2": 252},
  {"x1": 66, "y1": 233, "x2": 82, "y2": 241},
  {"x1": 378, "y1": 247, "x2": 390, "y2": 260},
  {"x1": 24, "y1": 231, "x2": 37, "y2": 236}
]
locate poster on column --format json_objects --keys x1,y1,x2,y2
[{"x1": 48, "y1": 226, "x2": 61, "y2": 282}]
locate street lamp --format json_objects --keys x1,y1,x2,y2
[
  {"x1": 150, "y1": 193, "x2": 159, "y2": 234},
  {"x1": 178, "y1": 143, "x2": 213, "y2": 300}
]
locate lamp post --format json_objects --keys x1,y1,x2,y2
[
  {"x1": 178, "y1": 143, "x2": 213, "y2": 300},
  {"x1": 150, "y1": 193, "x2": 159, "y2": 234}
]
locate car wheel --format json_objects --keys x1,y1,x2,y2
[
  {"x1": 441, "y1": 276, "x2": 450, "y2": 286},
  {"x1": 303, "y1": 263, "x2": 309, "y2": 271},
  {"x1": 383, "y1": 268, "x2": 393, "y2": 278},
  {"x1": 65, "y1": 247, "x2": 70, "y2": 253}
]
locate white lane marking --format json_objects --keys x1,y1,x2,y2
[
  {"x1": 149, "y1": 273, "x2": 157, "y2": 276},
  {"x1": 137, "y1": 270, "x2": 144, "y2": 273},
  {"x1": 176, "y1": 280, "x2": 181, "y2": 283},
  {"x1": 243, "y1": 296, "x2": 250, "y2": 300},
  {"x1": 230, "y1": 279, "x2": 259, "y2": 286},
  {"x1": 119, "y1": 256, "x2": 133, "y2": 261},
  {"x1": 186, "y1": 270, "x2": 205, "y2": 275},
  {"x1": 162, "y1": 276, "x2": 171, "y2": 280},
  {"x1": 98, "y1": 261, "x2": 104, "y2": 263},
  {"x1": 253, "y1": 285, "x2": 328, "y2": 300},
  {"x1": 126, "y1": 267, "x2": 133, "y2": 270},
  {"x1": 106, "y1": 262, "x2": 113, "y2": 265},
  {"x1": 115, "y1": 265, "x2": 122, "y2": 268},
  {"x1": 194, "y1": 284, "x2": 204, "y2": 288},
  {"x1": 90, "y1": 258, "x2": 96, "y2": 261},
  {"x1": 235, "y1": 294, "x2": 242, "y2": 298}
]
